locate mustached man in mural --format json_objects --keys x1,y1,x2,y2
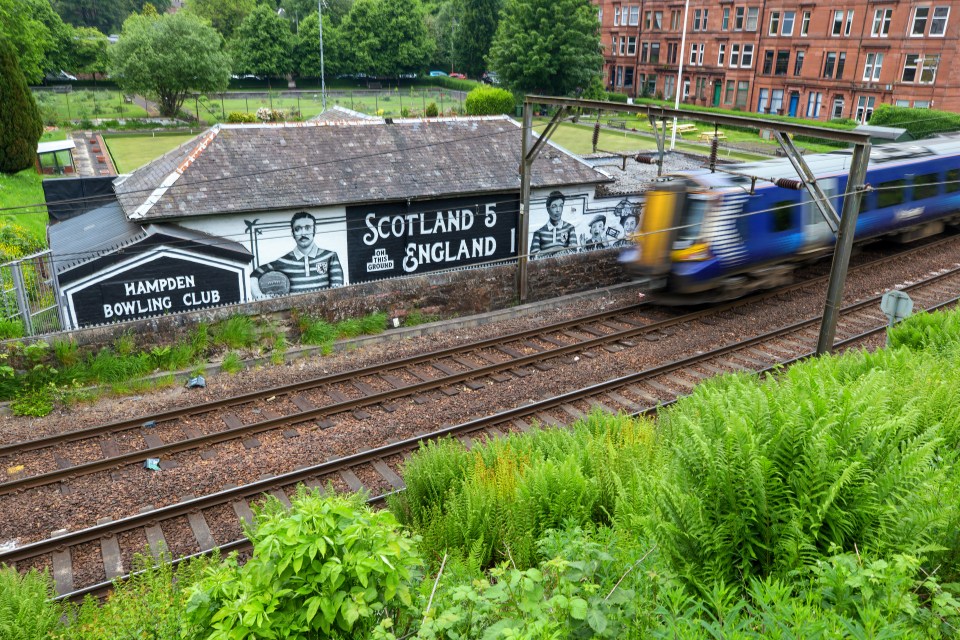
[
  {"x1": 250, "y1": 211, "x2": 344, "y2": 297},
  {"x1": 531, "y1": 191, "x2": 578, "y2": 258}
]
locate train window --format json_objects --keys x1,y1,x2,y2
[
  {"x1": 913, "y1": 173, "x2": 939, "y2": 200},
  {"x1": 771, "y1": 200, "x2": 795, "y2": 232},
  {"x1": 877, "y1": 179, "x2": 905, "y2": 208},
  {"x1": 947, "y1": 169, "x2": 960, "y2": 193},
  {"x1": 675, "y1": 195, "x2": 710, "y2": 247}
]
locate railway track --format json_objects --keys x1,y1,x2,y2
[
  {"x1": 4, "y1": 262, "x2": 959, "y2": 600},
  {"x1": 2, "y1": 236, "x2": 957, "y2": 501}
]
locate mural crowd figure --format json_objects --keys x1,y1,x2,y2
[{"x1": 250, "y1": 211, "x2": 344, "y2": 297}]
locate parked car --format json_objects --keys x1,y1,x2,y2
[
  {"x1": 481, "y1": 71, "x2": 500, "y2": 85},
  {"x1": 428, "y1": 70, "x2": 448, "y2": 77},
  {"x1": 449, "y1": 72, "x2": 466, "y2": 79},
  {"x1": 46, "y1": 70, "x2": 77, "y2": 81}
]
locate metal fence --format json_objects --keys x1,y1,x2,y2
[{"x1": 1, "y1": 251, "x2": 62, "y2": 337}]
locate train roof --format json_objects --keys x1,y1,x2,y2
[{"x1": 680, "y1": 133, "x2": 960, "y2": 188}]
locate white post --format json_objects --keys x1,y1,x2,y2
[
  {"x1": 671, "y1": 0, "x2": 690, "y2": 150},
  {"x1": 319, "y1": 0, "x2": 326, "y2": 112}
]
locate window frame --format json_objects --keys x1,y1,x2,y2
[
  {"x1": 718, "y1": 43, "x2": 726, "y2": 65},
  {"x1": 628, "y1": 6, "x2": 640, "y2": 26},
  {"x1": 911, "y1": 7, "x2": 929, "y2": 36},
  {"x1": 735, "y1": 6, "x2": 745, "y2": 30},
  {"x1": 746, "y1": 7, "x2": 759, "y2": 30},
  {"x1": 832, "y1": 10, "x2": 844, "y2": 36},
  {"x1": 863, "y1": 52, "x2": 884, "y2": 81},
  {"x1": 775, "y1": 50, "x2": 790, "y2": 75},
  {"x1": 763, "y1": 49, "x2": 775, "y2": 74},
  {"x1": 730, "y1": 43, "x2": 741, "y2": 67},
  {"x1": 782, "y1": 11, "x2": 796, "y2": 35},
  {"x1": 823, "y1": 51, "x2": 837, "y2": 78},
  {"x1": 741, "y1": 43, "x2": 755, "y2": 67},
  {"x1": 930, "y1": 6, "x2": 949, "y2": 35},
  {"x1": 872, "y1": 8, "x2": 892, "y2": 37},
  {"x1": 722, "y1": 7, "x2": 730, "y2": 30},
  {"x1": 769, "y1": 10, "x2": 781, "y2": 35},
  {"x1": 794, "y1": 50, "x2": 805, "y2": 75}
]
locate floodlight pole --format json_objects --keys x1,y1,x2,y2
[
  {"x1": 671, "y1": 0, "x2": 690, "y2": 151},
  {"x1": 319, "y1": 0, "x2": 327, "y2": 112}
]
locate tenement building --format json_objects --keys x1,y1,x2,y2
[{"x1": 597, "y1": 0, "x2": 959, "y2": 120}]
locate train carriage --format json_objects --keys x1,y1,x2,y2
[{"x1": 626, "y1": 135, "x2": 960, "y2": 302}]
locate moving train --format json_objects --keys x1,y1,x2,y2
[{"x1": 624, "y1": 134, "x2": 960, "y2": 301}]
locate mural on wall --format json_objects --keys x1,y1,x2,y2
[
  {"x1": 528, "y1": 191, "x2": 642, "y2": 259},
  {"x1": 245, "y1": 210, "x2": 349, "y2": 297},
  {"x1": 345, "y1": 195, "x2": 520, "y2": 284}
]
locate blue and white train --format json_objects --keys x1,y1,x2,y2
[{"x1": 625, "y1": 135, "x2": 960, "y2": 301}]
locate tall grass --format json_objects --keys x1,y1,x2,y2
[{"x1": 390, "y1": 411, "x2": 659, "y2": 569}]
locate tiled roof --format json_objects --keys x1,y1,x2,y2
[
  {"x1": 114, "y1": 117, "x2": 611, "y2": 221},
  {"x1": 309, "y1": 105, "x2": 383, "y2": 122}
]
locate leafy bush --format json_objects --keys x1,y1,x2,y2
[
  {"x1": 0, "y1": 567, "x2": 62, "y2": 640},
  {"x1": 226, "y1": 111, "x2": 257, "y2": 123},
  {"x1": 870, "y1": 103, "x2": 960, "y2": 139},
  {"x1": 184, "y1": 488, "x2": 423, "y2": 639},
  {"x1": 644, "y1": 346, "x2": 960, "y2": 589},
  {"x1": 604, "y1": 91, "x2": 630, "y2": 103},
  {"x1": 0, "y1": 221, "x2": 46, "y2": 262},
  {"x1": 464, "y1": 86, "x2": 515, "y2": 116},
  {"x1": 425, "y1": 102, "x2": 439, "y2": 118}
]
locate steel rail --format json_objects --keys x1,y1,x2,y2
[
  {"x1": 4, "y1": 234, "x2": 953, "y2": 462},
  {"x1": 7, "y1": 264, "x2": 959, "y2": 573}
]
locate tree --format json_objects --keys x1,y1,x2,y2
[
  {"x1": 338, "y1": 0, "x2": 433, "y2": 78},
  {"x1": 23, "y1": 0, "x2": 73, "y2": 78},
  {"x1": 295, "y1": 11, "x2": 347, "y2": 79},
  {"x1": 424, "y1": 0, "x2": 455, "y2": 72},
  {"x1": 454, "y1": 0, "x2": 501, "y2": 78},
  {"x1": 488, "y1": 0, "x2": 602, "y2": 96},
  {"x1": 183, "y1": 0, "x2": 256, "y2": 40},
  {"x1": 0, "y1": 37, "x2": 44, "y2": 174},
  {"x1": 109, "y1": 12, "x2": 231, "y2": 117},
  {"x1": 69, "y1": 26, "x2": 110, "y2": 79},
  {"x1": 280, "y1": 0, "x2": 353, "y2": 30},
  {"x1": 230, "y1": 4, "x2": 295, "y2": 82},
  {"x1": 51, "y1": 0, "x2": 171, "y2": 34},
  {"x1": 0, "y1": 0, "x2": 54, "y2": 84}
]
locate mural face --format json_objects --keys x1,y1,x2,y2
[
  {"x1": 528, "y1": 191, "x2": 642, "y2": 259},
  {"x1": 245, "y1": 210, "x2": 349, "y2": 297},
  {"x1": 346, "y1": 195, "x2": 520, "y2": 284}
]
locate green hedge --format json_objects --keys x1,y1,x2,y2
[
  {"x1": 869, "y1": 103, "x2": 960, "y2": 139},
  {"x1": 464, "y1": 86, "x2": 515, "y2": 115}
]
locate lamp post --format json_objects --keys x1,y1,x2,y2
[{"x1": 670, "y1": 0, "x2": 690, "y2": 150}]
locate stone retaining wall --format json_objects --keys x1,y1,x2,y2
[{"x1": 35, "y1": 249, "x2": 629, "y2": 350}]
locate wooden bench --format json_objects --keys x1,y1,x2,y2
[
  {"x1": 608, "y1": 119, "x2": 627, "y2": 130},
  {"x1": 698, "y1": 131, "x2": 727, "y2": 142}
]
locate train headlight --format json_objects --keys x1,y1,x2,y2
[{"x1": 671, "y1": 243, "x2": 712, "y2": 261}]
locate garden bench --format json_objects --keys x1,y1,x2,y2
[{"x1": 608, "y1": 119, "x2": 627, "y2": 130}]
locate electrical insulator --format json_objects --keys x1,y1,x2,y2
[
  {"x1": 592, "y1": 122, "x2": 601, "y2": 151},
  {"x1": 775, "y1": 178, "x2": 804, "y2": 190},
  {"x1": 635, "y1": 154, "x2": 657, "y2": 164},
  {"x1": 709, "y1": 137, "x2": 719, "y2": 172}
]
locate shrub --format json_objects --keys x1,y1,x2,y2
[
  {"x1": 0, "y1": 567, "x2": 62, "y2": 640},
  {"x1": 184, "y1": 488, "x2": 423, "y2": 639},
  {"x1": 604, "y1": 91, "x2": 630, "y2": 103},
  {"x1": 226, "y1": 111, "x2": 257, "y2": 123},
  {"x1": 425, "y1": 102, "x2": 439, "y2": 117},
  {"x1": 464, "y1": 86, "x2": 515, "y2": 116},
  {"x1": 870, "y1": 103, "x2": 960, "y2": 138}
]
